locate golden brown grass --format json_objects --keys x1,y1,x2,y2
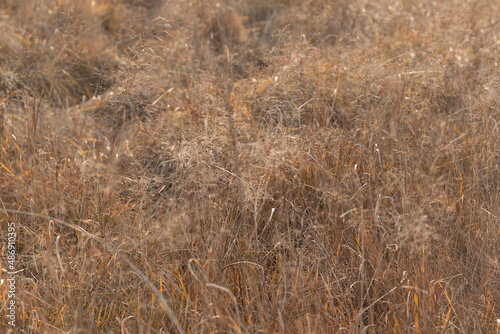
[{"x1": 0, "y1": 0, "x2": 499, "y2": 332}]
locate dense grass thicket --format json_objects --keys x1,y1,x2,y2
[{"x1": 1, "y1": 0, "x2": 499, "y2": 332}]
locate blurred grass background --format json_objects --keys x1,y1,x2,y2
[{"x1": 0, "y1": 0, "x2": 499, "y2": 332}]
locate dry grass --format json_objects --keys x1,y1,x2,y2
[{"x1": 0, "y1": 0, "x2": 499, "y2": 332}]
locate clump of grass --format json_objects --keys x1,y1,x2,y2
[{"x1": 0, "y1": 0, "x2": 499, "y2": 332}]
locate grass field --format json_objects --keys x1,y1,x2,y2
[{"x1": 1, "y1": 0, "x2": 499, "y2": 332}]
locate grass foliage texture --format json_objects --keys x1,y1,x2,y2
[{"x1": 0, "y1": 0, "x2": 499, "y2": 332}]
